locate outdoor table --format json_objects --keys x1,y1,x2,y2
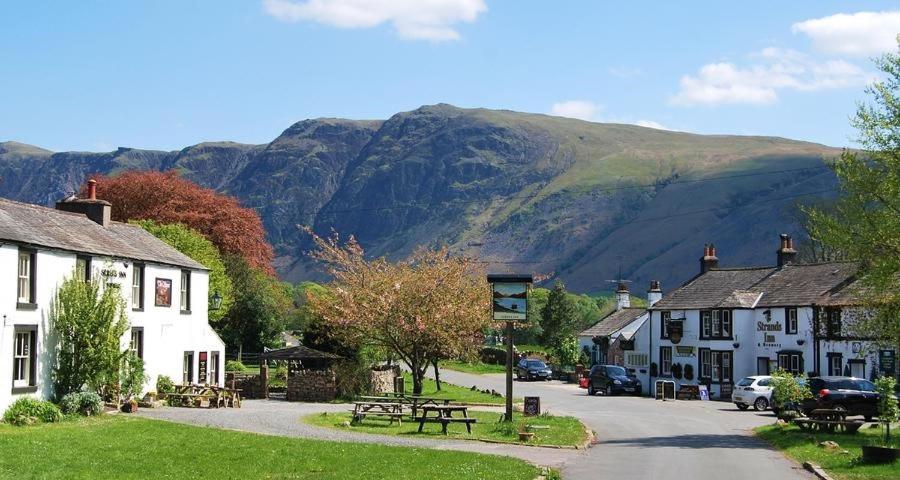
[
  {"x1": 402, "y1": 395, "x2": 453, "y2": 419},
  {"x1": 809, "y1": 409, "x2": 847, "y2": 422},
  {"x1": 794, "y1": 409, "x2": 862, "y2": 433},
  {"x1": 352, "y1": 401, "x2": 405, "y2": 425},
  {"x1": 167, "y1": 384, "x2": 241, "y2": 408},
  {"x1": 415, "y1": 405, "x2": 476, "y2": 434}
]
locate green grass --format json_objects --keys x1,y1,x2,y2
[
  {"x1": 440, "y1": 361, "x2": 506, "y2": 375},
  {"x1": 305, "y1": 410, "x2": 588, "y2": 447},
  {"x1": 401, "y1": 372, "x2": 520, "y2": 404},
  {"x1": 755, "y1": 424, "x2": 900, "y2": 480},
  {"x1": 514, "y1": 344, "x2": 549, "y2": 355},
  {"x1": 0, "y1": 416, "x2": 538, "y2": 480}
]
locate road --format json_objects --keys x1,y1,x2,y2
[{"x1": 434, "y1": 369, "x2": 811, "y2": 480}]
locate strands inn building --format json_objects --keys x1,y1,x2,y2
[{"x1": 0, "y1": 182, "x2": 225, "y2": 411}]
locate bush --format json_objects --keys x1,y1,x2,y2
[
  {"x1": 3, "y1": 397, "x2": 63, "y2": 426},
  {"x1": 156, "y1": 375, "x2": 175, "y2": 394},
  {"x1": 59, "y1": 391, "x2": 104, "y2": 416},
  {"x1": 226, "y1": 360, "x2": 248, "y2": 372},
  {"x1": 479, "y1": 347, "x2": 507, "y2": 365},
  {"x1": 120, "y1": 352, "x2": 146, "y2": 399},
  {"x1": 770, "y1": 369, "x2": 811, "y2": 414}
]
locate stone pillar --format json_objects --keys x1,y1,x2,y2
[{"x1": 260, "y1": 363, "x2": 269, "y2": 399}]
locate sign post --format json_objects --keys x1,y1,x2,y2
[{"x1": 487, "y1": 274, "x2": 533, "y2": 422}]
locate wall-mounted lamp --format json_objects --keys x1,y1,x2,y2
[
  {"x1": 210, "y1": 291, "x2": 223, "y2": 310},
  {"x1": 796, "y1": 339, "x2": 805, "y2": 346},
  {"x1": 732, "y1": 342, "x2": 740, "y2": 349}
]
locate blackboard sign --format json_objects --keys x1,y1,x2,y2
[
  {"x1": 524, "y1": 396, "x2": 541, "y2": 416},
  {"x1": 880, "y1": 350, "x2": 896, "y2": 375},
  {"x1": 664, "y1": 382, "x2": 675, "y2": 399},
  {"x1": 719, "y1": 383, "x2": 733, "y2": 399},
  {"x1": 655, "y1": 381, "x2": 664, "y2": 400},
  {"x1": 198, "y1": 351, "x2": 208, "y2": 384}
]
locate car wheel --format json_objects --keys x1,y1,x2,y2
[
  {"x1": 605, "y1": 385, "x2": 613, "y2": 396},
  {"x1": 736, "y1": 403, "x2": 749, "y2": 410},
  {"x1": 754, "y1": 397, "x2": 769, "y2": 411},
  {"x1": 587, "y1": 384, "x2": 595, "y2": 396}
]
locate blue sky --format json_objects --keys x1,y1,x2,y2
[{"x1": 2, "y1": 1, "x2": 899, "y2": 152}]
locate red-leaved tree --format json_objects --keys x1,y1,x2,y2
[{"x1": 83, "y1": 170, "x2": 274, "y2": 274}]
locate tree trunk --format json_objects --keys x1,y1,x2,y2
[
  {"x1": 238, "y1": 343, "x2": 243, "y2": 363},
  {"x1": 412, "y1": 368, "x2": 424, "y2": 395},
  {"x1": 432, "y1": 359, "x2": 441, "y2": 391}
]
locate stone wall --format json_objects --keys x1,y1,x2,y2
[
  {"x1": 287, "y1": 369, "x2": 337, "y2": 402},
  {"x1": 226, "y1": 372, "x2": 264, "y2": 399},
  {"x1": 370, "y1": 368, "x2": 397, "y2": 394}
]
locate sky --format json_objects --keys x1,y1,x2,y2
[{"x1": 2, "y1": 1, "x2": 900, "y2": 152}]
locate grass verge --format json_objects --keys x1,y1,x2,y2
[
  {"x1": 0, "y1": 415, "x2": 538, "y2": 480},
  {"x1": 754, "y1": 423, "x2": 900, "y2": 480},
  {"x1": 305, "y1": 410, "x2": 588, "y2": 447},
  {"x1": 401, "y1": 372, "x2": 520, "y2": 404},
  {"x1": 440, "y1": 361, "x2": 506, "y2": 375}
]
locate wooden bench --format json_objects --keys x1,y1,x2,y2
[
  {"x1": 415, "y1": 405, "x2": 476, "y2": 435},
  {"x1": 677, "y1": 385, "x2": 700, "y2": 400},
  {"x1": 351, "y1": 410, "x2": 405, "y2": 425},
  {"x1": 794, "y1": 418, "x2": 864, "y2": 434}
]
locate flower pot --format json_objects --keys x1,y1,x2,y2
[
  {"x1": 861, "y1": 445, "x2": 899, "y2": 464},
  {"x1": 518, "y1": 432, "x2": 535, "y2": 442}
]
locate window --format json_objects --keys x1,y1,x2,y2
[
  {"x1": 700, "y1": 309, "x2": 733, "y2": 339},
  {"x1": 17, "y1": 249, "x2": 36, "y2": 306},
  {"x1": 75, "y1": 256, "x2": 91, "y2": 281},
  {"x1": 130, "y1": 328, "x2": 144, "y2": 360},
  {"x1": 700, "y1": 348, "x2": 711, "y2": 378},
  {"x1": 210, "y1": 351, "x2": 220, "y2": 386},
  {"x1": 826, "y1": 308, "x2": 842, "y2": 338},
  {"x1": 180, "y1": 270, "x2": 191, "y2": 313},
  {"x1": 625, "y1": 352, "x2": 648, "y2": 367},
  {"x1": 778, "y1": 351, "x2": 803, "y2": 375},
  {"x1": 827, "y1": 353, "x2": 843, "y2": 376},
  {"x1": 786, "y1": 308, "x2": 798, "y2": 334},
  {"x1": 660, "y1": 311, "x2": 671, "y2": 339},
  {"x1": 12, "y1": 327, "x2": 36, "y2": 391},
  {"x1": 660, "y1": 346, "x2": 672, "y2": 376},
  {"x1": 849, "y1": 359, "x2": 865, "y2": 379},
  {"x1": 183, "y1": 351, "x2": 194, "y2": 384},
  {"x1": 132, "y1": 264, "x2": 144, "y2": 310},
  {"x1": 711, "y1": 351, "x2": 732, "y2": 384}
]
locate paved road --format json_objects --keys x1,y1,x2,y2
[{"x1": 436, "y1": 369, "x2": 811, "y2": 480}]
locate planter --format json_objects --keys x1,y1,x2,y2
[
  {"x1": 861, "y1": 445, "x2": 899, "y2": 464},
  {"x1": 518, "y1": 432, "x2": 535, "y2": 442}
]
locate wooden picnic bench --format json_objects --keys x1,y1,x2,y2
[
  {"x1": 415, "y1": 405, "x2": 476, "y2": 435},
  {"x1": 167, "y1": 384, "x2": 241, "y2": 408},
  {"x1": 676, "y1": 385, "x2": 700, "y2": 400},
  {"x1": 351, "y1": 401, "x2": 405, "y2": 425},
  {"x1": 793, "y1": 409, "x2": 864, "y2": 434}
]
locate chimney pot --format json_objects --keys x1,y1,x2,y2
[
  {"x1": 647, "y1": 280, "x2": 662, "y2": 306},
  {"x1": 777, "y1": 233, "x2": 797, "y2": 267},
  {"x1": 88, "y1": 179, "x2": 97, "y2": 200},
  {"x1": 700, "y1": 242, "x2": 720, "y2": 274}
]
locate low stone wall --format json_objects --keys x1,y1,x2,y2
[
  {"x1": 226, "y1": 372, "x2": 264, "y2": 399},
  {"x1": 287, "y1": 369, "x2": 337, "y2": 402},
  {"x1": 370, "y1": 368, "x2": 397, "y2": 394}
]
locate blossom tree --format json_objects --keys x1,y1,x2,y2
[{"x1": 305, "y1": 229, "x2": 492, "y2": 395}]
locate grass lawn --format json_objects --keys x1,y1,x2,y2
[
  {"x1": 401, "y1": 372, "x2": 520, "y2": 405},
  {"x1": 515, "y1": 344, "x2": 549, "y2": 355},
  {"x1": 305, "y1": 410, "x2": 588, "y2": 447},
  {"x1": 0, "y1": 416, "x2": 538, "y2": 480},
  {"x1": 755, "y1": 424, "x2": 900, "y2": 480},
  {"x1": 440, "y1": 360, "x2": 506, "y2": 375}
]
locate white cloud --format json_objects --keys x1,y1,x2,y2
[
  {"x1": 792, "y1": 11, "x2": 900, "y2": 57},
  {"x1": 670, "y1": 47, "x2": 871, "y2": 106},
  {"x1": 633, "y1": 120, "x2": 670, "y2": 130},
  {"x1": 549, "y1": 100, "x2": 602, "y2": 121},
  {"x1": 262, "y1": 0, "x2": 487, "y2": 41}
]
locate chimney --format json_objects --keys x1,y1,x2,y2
[
  {"x1": 700, "y1": 243, "x2": 719, "y2": 274},
  {"x1": 777, "y1": 233, "x2": 797, "y2": 267},
  {"x1": 55, "y1": 179, "x2": 112, "y2": 227},
  {"x1": 615, "y1": 281, "x2": 630, "y2": 310},
  {"x1": 647, "y1": 280, "x2": 662, "y2": 306}
]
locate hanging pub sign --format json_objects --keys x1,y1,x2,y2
[
  {"x1": 486, "y1": 274, "x2": 533, "y2": 321},
  {"x1": 668, "y1": 320, "x2": 684, "y2": 344},
  {"x1": 675, "y1": 346, "x2": 695, "y2": 357},
  {"x1": 524, "y1": 396, "x2": 541, "y2": 416},
  {"x1": 198, "y1": 352, "x2": 208, "y2": 384},
  {"x1": 155, "y1": 278, "x2": 172, "y2": 307}
]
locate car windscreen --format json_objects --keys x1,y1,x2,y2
[
  {"x1": 606, "y1": 366, "x2": 627, "y2": 376},
  {"x1": 737, "y1": 377, "x2": 755, "y2": 387},
  {"x1": 526, "y1": 361, "x2": 546, "y2": 369},
  {"x1": 852, "y1": 379, "x2": 876, "y2": 391}
]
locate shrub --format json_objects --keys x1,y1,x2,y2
[
  {"x1": 479, "y1": 347, "x2": 507, "y2": 365},
  {"x1": 3, "y1": 397, "x2": 63, "y2": 426},
  {"x1": 770, "y1": 369, "x2": 811, "y2": 415},
  {"x1": 226, "y1": 360, "x2": 248, "y2": 372},
  {"x1": 59, "y1": 391, "x2": 104, "y2": 416},
  {"x1": 120, "y1": 352, "x2": 146, "y2": 399},
  {"x1": 874, "y1": 376, "x2": 898, "y2": 444},
  {"x1": 156, "y1": 375, "x2": 175, "y2": 394}
]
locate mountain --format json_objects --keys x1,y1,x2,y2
[{"x1": 0, "y1": 104, "x2": 842, "y2": 293}]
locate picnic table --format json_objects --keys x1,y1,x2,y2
[
  {"x1": 357, "y1": 394, "x2": 453, "y2": 419},
  {"x1": 167, "y1": 384, "x2": 241, "y2": 408},
  {"x1": 415, "y1": 405, "x2": 476, "y2": 435},
  {"x1": 351, "y1": 400, "x2": 405, "y2": 425},
  {"x1": 793, "y1": 409, "x2": 863, "y2": 433}
]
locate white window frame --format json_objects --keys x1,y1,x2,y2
[
  {"x1": 711, "y1": 310, "x2": 721, "y2": 337},
  {"x1": 180, "y1": 270, "x2": 191, "y2": 312},
  {"x1": 17, "y1": 251, "x2": 33, "y2": 303},
  {"x1": 626, "y1": 352, "x2": 648, "y2": 367},
  {"x1": 130, "y1": 328, "x2": 144, "y2": 359},
  {"x1": 132, "y1": 264, "x2": 144, "y2": 310},
  {"x1": 700, "y1": 349, "x2": 711, "y2": 378},
  {"x1": 701, "y1": 311, "x2": 711, "y2": 338},
  {"x1": 209, "y1": 351, "x2": 220, "y2": 386},
  {"x1": 13, "y1": 331, "x2": 31, "y2": 387},
  {"x1": 786, "y1": 308, "x2": 798, "y2": 334},
  {"x1": 721, "y1": 310, "x2": 731, "y2": 338},
  {"x1": 661, "y1": 347, "x2": 672, "y2": 376}
]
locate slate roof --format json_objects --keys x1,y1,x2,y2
[
  {"x1": 0, "y1": 197, "x2": 207, "y2": 270},
  {"x1": 261, "y1": 345, "x2": 342, "y2": 361},
  {"x1": 579, "y1": 308, "x2": 646, "y2": 338},
  {"x1": 650, "y1": 262, "x2": 861, "y2": 310}
]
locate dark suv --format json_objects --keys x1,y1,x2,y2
[
  {"x1": 803, "y1": 376, "x2": 881, "y2": 420},
  {"x1": 587, "y1": 365, "x2": 641, "y2": 396}
]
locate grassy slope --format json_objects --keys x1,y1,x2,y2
[
  {"x1": 755, "y1": 424, "x2": 900, "y2": 480},
  {"x1": 0, "y1": 416, "x2": 538, "y2": 480},
  {"x1": 441, "y1": 360, "x2": 507, "y2": 375},
  {"x1": 305, "y1": 410, "x2": 588, "y2": 447},
  {"x1": 401, "y1": 372, "x2": 520, "y2": 404}
]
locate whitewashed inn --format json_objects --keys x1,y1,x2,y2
[
  {"x1": 0, "y1": 182, "x2": 225, "y2": 411},
  {"x1": 641, "y1": 235, "x2": 897, "y2": 398}
]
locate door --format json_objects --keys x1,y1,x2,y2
[
  {"x1": 849, "y1": 360, "x2": 865, "y2": 379},
  {"x1": 757, "y1": 357, "x2": 771, "y2": 375},
  {"x1": 711, "y1": 351, "x2": 733, "y2": 385}
]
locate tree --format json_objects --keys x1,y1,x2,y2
[
  {"x1": 50, "y1": 273, "x2": 129, "y2": 400},
  {"x1": 85, "y1": 170, "x2": 274, "y2": 274},
  {"x1": 539, "y1": 281, "x2": 579, "y2": 365},
  {"x1": 305, "y1": 230, "x2": 492, "y2": 395},
  {"x1": 132, "y1": 220, "x2": 233, "y2": 324},
  {"x1": 220, "y1": 256, "x2": 291, "y2": 357},
  {"x1": 804, "y1": 41, "x2": 900, "y2": 346},
  {"x1": 874, "y1": 376, "x2": 898, "y2": 444}
]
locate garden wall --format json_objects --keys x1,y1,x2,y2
[
  {"x1": 287, "y1": 370, "x2": 337, "y2": 402},
  {"x1": 369, "y1": 368, "x2": 397, "y2": 394},
  {"x1": 226, "y1": 372, "x2": 264, "y2": 399}
]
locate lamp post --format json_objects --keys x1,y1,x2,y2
[
  {"x1": 210, "y1": 291, "x2": 223, "y2": 310},
  {"x1": 487, "y1": 273, "x2": 533, "y2": 422}
]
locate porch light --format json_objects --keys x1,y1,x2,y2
[
  {"x1": 211, "y1": 291, "x2": 223, "y2": 310},
  {"x1": 732, "y1": 342, "x2": 740, "y2": 349},
  {"x1": 796, "y1": 339, "x2": 805, "y2": 346}
]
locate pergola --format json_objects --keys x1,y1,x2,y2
[{"x1": 260, "y1": 345, "x2": 343, "y2": 374}]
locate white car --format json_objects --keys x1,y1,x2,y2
[{"x1": 732, "y1": 375, "x2": 773, "y2": 411}]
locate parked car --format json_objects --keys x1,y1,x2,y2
[
  {"x1": 587, "y1": 365, "x2": 641, "y2": 396},
  {"x1": 516, "y1": 358, "x2": 552, "y2": 381},
  {"x1": 802, "y1": 376, "x2": 882, "y2": 421},
  {"x1": 732, "y1": 375, "x2": 772, "y2": 411}
]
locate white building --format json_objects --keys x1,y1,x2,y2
[
  {"x1": 646, "y1": 235, "x2": 897, "y2": 399},
  {"x1": 0, "y1": 183, "x2": 225, "y2": 411}
]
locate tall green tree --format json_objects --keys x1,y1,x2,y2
[
  {"x1": 805, "y1": 40, "x2": 900, "y2": 346},
  {"x1": 539, "y1": 281, "x2": 579, "y2": 365},
  {"x1": 132, "y1": 220, "x2": 233, "y2": 324},
  {"x1": 50, "y1": 274, "x2": 129, "y2": 399},
  {"x1": 220, "y1": 256, "x2": 291, "y2": 356}
]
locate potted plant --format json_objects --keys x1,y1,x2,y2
[
  {"x1": 861, "y1": 376, "x2": 899, "y2": 464},
  {"x1": 672, "y1": 363, "x2": 683, "y2": 380},
  {"x1": 683, "y1": 364, "x2": 694, "y2": 381},
  {"x1": 120, "y1": 397, "x2": 138, "y2": 413}
]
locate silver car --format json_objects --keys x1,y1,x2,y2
[{"x1": 732, "y1": 375, "x2": 773, "y2": 411}]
